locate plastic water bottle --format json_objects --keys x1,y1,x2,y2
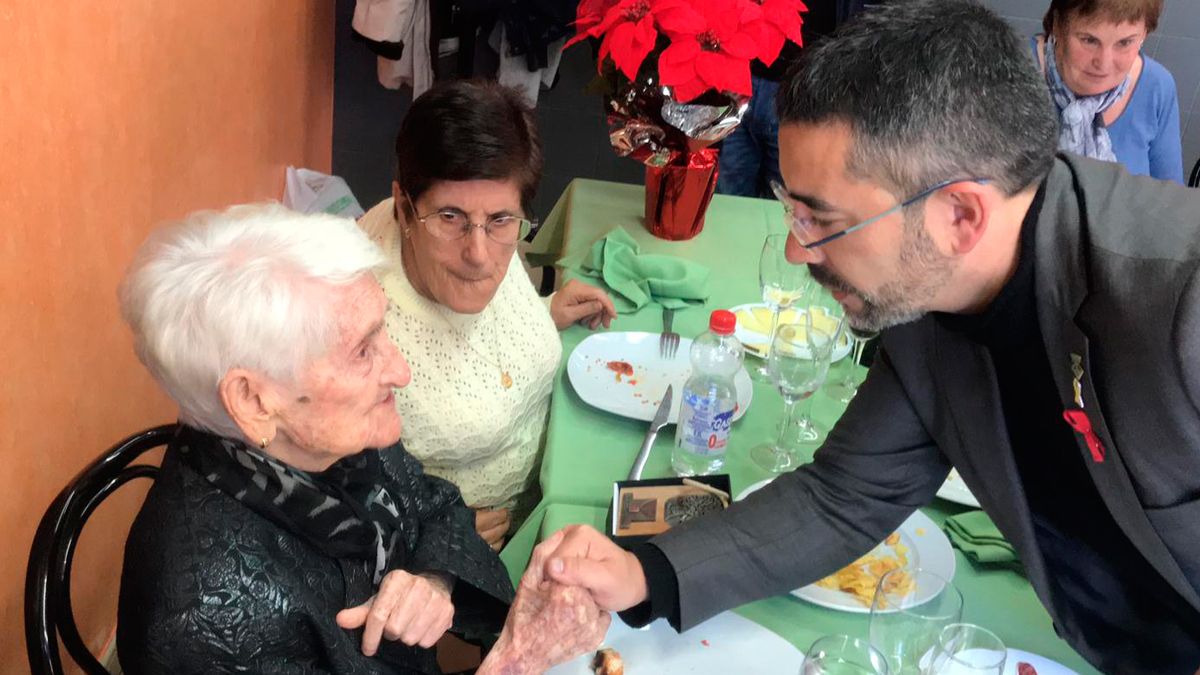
[{"x1": 672, "y1": 309, "x2": 744, "y2": 476}]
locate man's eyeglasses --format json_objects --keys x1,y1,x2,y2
[
  {"x1": 768, "y1": 177, "x2": 990, "y2": 251},
  {"x1": 405, "y1": 193, "x2": 535, "y2": 245}
]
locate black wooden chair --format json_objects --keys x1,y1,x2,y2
[
  {"x1": 25, "y1": 424, "x2": 177, "y2": 675},
  {"x1": 1189, "y1": 157, "x2": 1200, "y2": 188}
]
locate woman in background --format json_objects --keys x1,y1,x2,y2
[{"x1": 1034, "y1": 0, "x2": 1183, "y2": 182}]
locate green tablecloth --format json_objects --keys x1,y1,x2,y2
[{"x1": 511, "y1": 178, "x2": 1098, "y2": 674}]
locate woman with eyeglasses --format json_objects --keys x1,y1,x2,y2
[
  {"x1": 358, "y1": 80, "x2": 615, "y2": 551},
  {"x1": 1033, "y1": 0, "x2": 1183, "y2": 183}
]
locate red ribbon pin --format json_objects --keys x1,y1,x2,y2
[{"x1": 1062, "y1": 409, "x2": 1106, "y2": 463}]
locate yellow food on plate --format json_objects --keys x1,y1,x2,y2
[
  {"x1": 734, "y1": 306, "x2": 800, "y2": 334},
  {"x1": 813, "y1": 531, "x2": 914, "y2": 607},
  {"x1": 735, "y1": 306, "x2": 841, "y2": 336}
]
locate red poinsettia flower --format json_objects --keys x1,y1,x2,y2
[
  {"x1": 752, "y1": 0, "x2": 807, "y2": 65},
  {"x1": 569, "y1": 0, "x2": 705, "y2": 81},
  {"x1": 567, "y1": 0, "x2": 620, "y2": 46},
  {"x1": 658, "y1": 0, "x2": 763, "y2": 102}
]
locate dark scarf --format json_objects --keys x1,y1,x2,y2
[{"x1": 175, "y1": 425, "x2": 408, "y2": 584}]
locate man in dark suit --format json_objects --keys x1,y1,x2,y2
[{"x1": 537, "y1": 1, "x2": 1200, "y2": 672}]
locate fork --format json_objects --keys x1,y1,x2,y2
[{"x1": 659, "y1": 307, "x2": 680, "y2": 359}]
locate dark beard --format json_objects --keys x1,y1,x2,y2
[{"x1": 804, "y1": 215, "x2": 954, "y2": 332}]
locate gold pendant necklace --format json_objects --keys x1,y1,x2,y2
[{"x1": 429, "y1": 306, "x2": 512, "y2": 389}]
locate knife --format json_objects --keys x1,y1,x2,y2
[{"x1": 628, "y1": 384, "x2": 674, "y2": 481}]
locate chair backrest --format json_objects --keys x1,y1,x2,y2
[
  {"x1": 25, "y1": 424, "x2": 178, "y2": 675},
  {"x1": 1189, "y1": 157, "x2": 1200, "y2": 188}
]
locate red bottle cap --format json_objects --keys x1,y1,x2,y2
[{"x1": 709, "y1": 309, "x2": 736, "y2": 335}]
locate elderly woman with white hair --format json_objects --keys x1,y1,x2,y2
[{"x1": 115, "y1": 204, "x2": 608, "y2": 674}]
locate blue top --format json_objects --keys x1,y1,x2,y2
[{"x1": 1032, "y1": 37, "x2": 1184, "y2": 183}]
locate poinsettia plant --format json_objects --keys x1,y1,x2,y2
[
  {"x1": 565, "y1": 0, "x2": 806, "y2": 241},
  {"x1": 567, "y1": 0, "x2": 806, "y2": 103}
]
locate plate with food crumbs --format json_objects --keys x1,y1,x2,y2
[
  {"x1": 736, "y1": 479, "x2": 956, "y2": 614},
  {"x1": 936, "y1": 467, "x2": 981, "y2": 508},
  {"x1": 567, "y1": 332, "x2": 753, "y2": 424},
  {"x1": 544, "y1": 612, "x2": 802, "y2": 674},
  {"x1": 729, "y1": 303, "x2": 853, "y2": 362},
  {"x1": 1004, "y1": 650, "x2": 1079, "y2": 675}
]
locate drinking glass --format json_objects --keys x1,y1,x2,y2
[
  {"x1": 868, "y1": 569, "x2": 964, "y2": 675},
  {"x1": 749, "y1": 297, "x2": 842, "y2": 473},
  {"x1": 800, "y1": 634, "x2": 890, "y2": 675},
  {"x1": 755, "y1": 233, "x2": 810, "y2": 379},
  {"x1": 825, "y1": 326, "x2": 879, "y2": 403},
  {"x1": 924, "y1": 624, "x2": 1006, "y2": 675},
  {"x1": 785, "y1": 285, "x2": 846, "y2": 447}
]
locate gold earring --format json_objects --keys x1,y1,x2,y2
[{"x1": 259, "y1": 437, "x2": 269, "y2": 449}]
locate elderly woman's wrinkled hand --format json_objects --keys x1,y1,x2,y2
[
  {"x1": 540, "y1": 524, "x2": 649, "y2": 612},
  {"x1": 336, "y1": 570, "x2": 455, "y2": 655},
  {"x1": 478, "y1": 530, "x2": 612, "y2": 674},
  {"x1": 550, "y1": 280, "x2": 617, "y2": 331}
]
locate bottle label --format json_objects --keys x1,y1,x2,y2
[{"x1": 677, "y1": 390, "x2": 734, "y2": 457}]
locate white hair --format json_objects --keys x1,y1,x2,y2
[{"x1": 119, "y1": 203, "x2": 387, "y2": 438}]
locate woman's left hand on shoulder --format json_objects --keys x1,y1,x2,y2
[
  {"x1": 550, "y1": 280, "x2": 616, "y2": 331},
  {"x1": 335, "y1": 570, "x2": 455, "y2": 655}
]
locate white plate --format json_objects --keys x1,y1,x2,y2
[
  {"x1": 566, "y1": 332, "x2": 753, "y2": 424},
  {"x1": 729, "y1": 303, "x2": 852, "y2": 362},
  {"x1": 544, "y1": 613, "x2": 803, "y2": 674},
  {"x1": 1004, "y1": 648, "x2": 1079, "y2": 675},
  {"x1": 936, "y1": 468, "x2": 981, "y2": 508},
  {"x1": 737, "y1": 479, "x2": 956, "y2": 614},
  {"x1": 919, "y1": 648, "x2": 1078, "y2": 675}
]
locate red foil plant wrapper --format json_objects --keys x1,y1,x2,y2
[{"x1": 568, "y1": 0, "x2": 807, "y2": 239}]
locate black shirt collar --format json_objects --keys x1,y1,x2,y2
[{"x1": 935, "y1": 180, "x2": 1048, "y2": 349}]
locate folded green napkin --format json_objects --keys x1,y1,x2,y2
[
  {"x1": 943, "y1": 510, "x2": 1020, "y2": 566},
  {"x1": 563, "y1": 228, "x2": 710, "y2": 313}
]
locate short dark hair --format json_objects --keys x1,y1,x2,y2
[
  {"x1": 777, "y1": 0, "x2": 1058, "y2": 198},
  {"x1": 394, "y1": 80, "x2": 543, "y2": 213},
  {"x1": 1043, "y1": 0, "x2": 1163, "y2": 35}
]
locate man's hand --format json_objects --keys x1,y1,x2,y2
[
  {"x1": 540, "y1": 524, "x2": 649, "y2": 612},
  {"x1": 478, "y1": 530, "x2": 612, "y2": 674},
  {"x1": 336, "y1": 570, "x2": 454, "y2": 655},
  {"x1": 475, "y1": 507, "x2": 511, "y2": 551},
  {"x1": 549, "y1": 280, "x2": 617, "y2": 331}
]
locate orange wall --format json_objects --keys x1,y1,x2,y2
[{"x1": 0, "y1": 1, "x2": 335, "y2": 671}]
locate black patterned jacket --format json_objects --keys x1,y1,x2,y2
[{"x1": 117, "y1": 434, "x2": 513, "y2": 674}]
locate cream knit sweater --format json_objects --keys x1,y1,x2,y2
[{"x1": 358, "y1": 199, "x2": 561, "y2": 519}]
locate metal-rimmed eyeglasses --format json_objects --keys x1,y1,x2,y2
[
  {"x1": 404, "y1": 193, "x2": 535, "y2": 245},
  {"x1": 768, "y1": 177, "x2": 990, "y2": 253}
]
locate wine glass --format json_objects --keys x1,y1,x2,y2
[
  {"x1": 868, "y1": 569, "x2": 964, "y2": 675},
  {"x1": 785, "y1": 285, "x2": 846, "y2": 448},
  {"x1": 825, "y1": 326, "x2": 879, "y2": 403},
  {"x1": 749, "y1": 300, "x2": 842, "y2": 473},
  {"x1": 755, "y1": 233, "x2": 810, "y2": 379},
  {"x1": 800, "y1": 634, "x2": 890, "y2": 675},
  {"x1": 924, "y1": 624, "x2": 1006, "y2": 675}
]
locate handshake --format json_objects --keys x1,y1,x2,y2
[
  {"x1": 339, "y1": 525, "x2": 643, "y2": 674},
  {"x1": 477, "y1": 525, "x2": 649, "y2": 674}
]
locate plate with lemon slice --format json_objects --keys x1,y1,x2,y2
[{"x1": 730, "y1": 303, "x2": 852, "y2": 362}]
